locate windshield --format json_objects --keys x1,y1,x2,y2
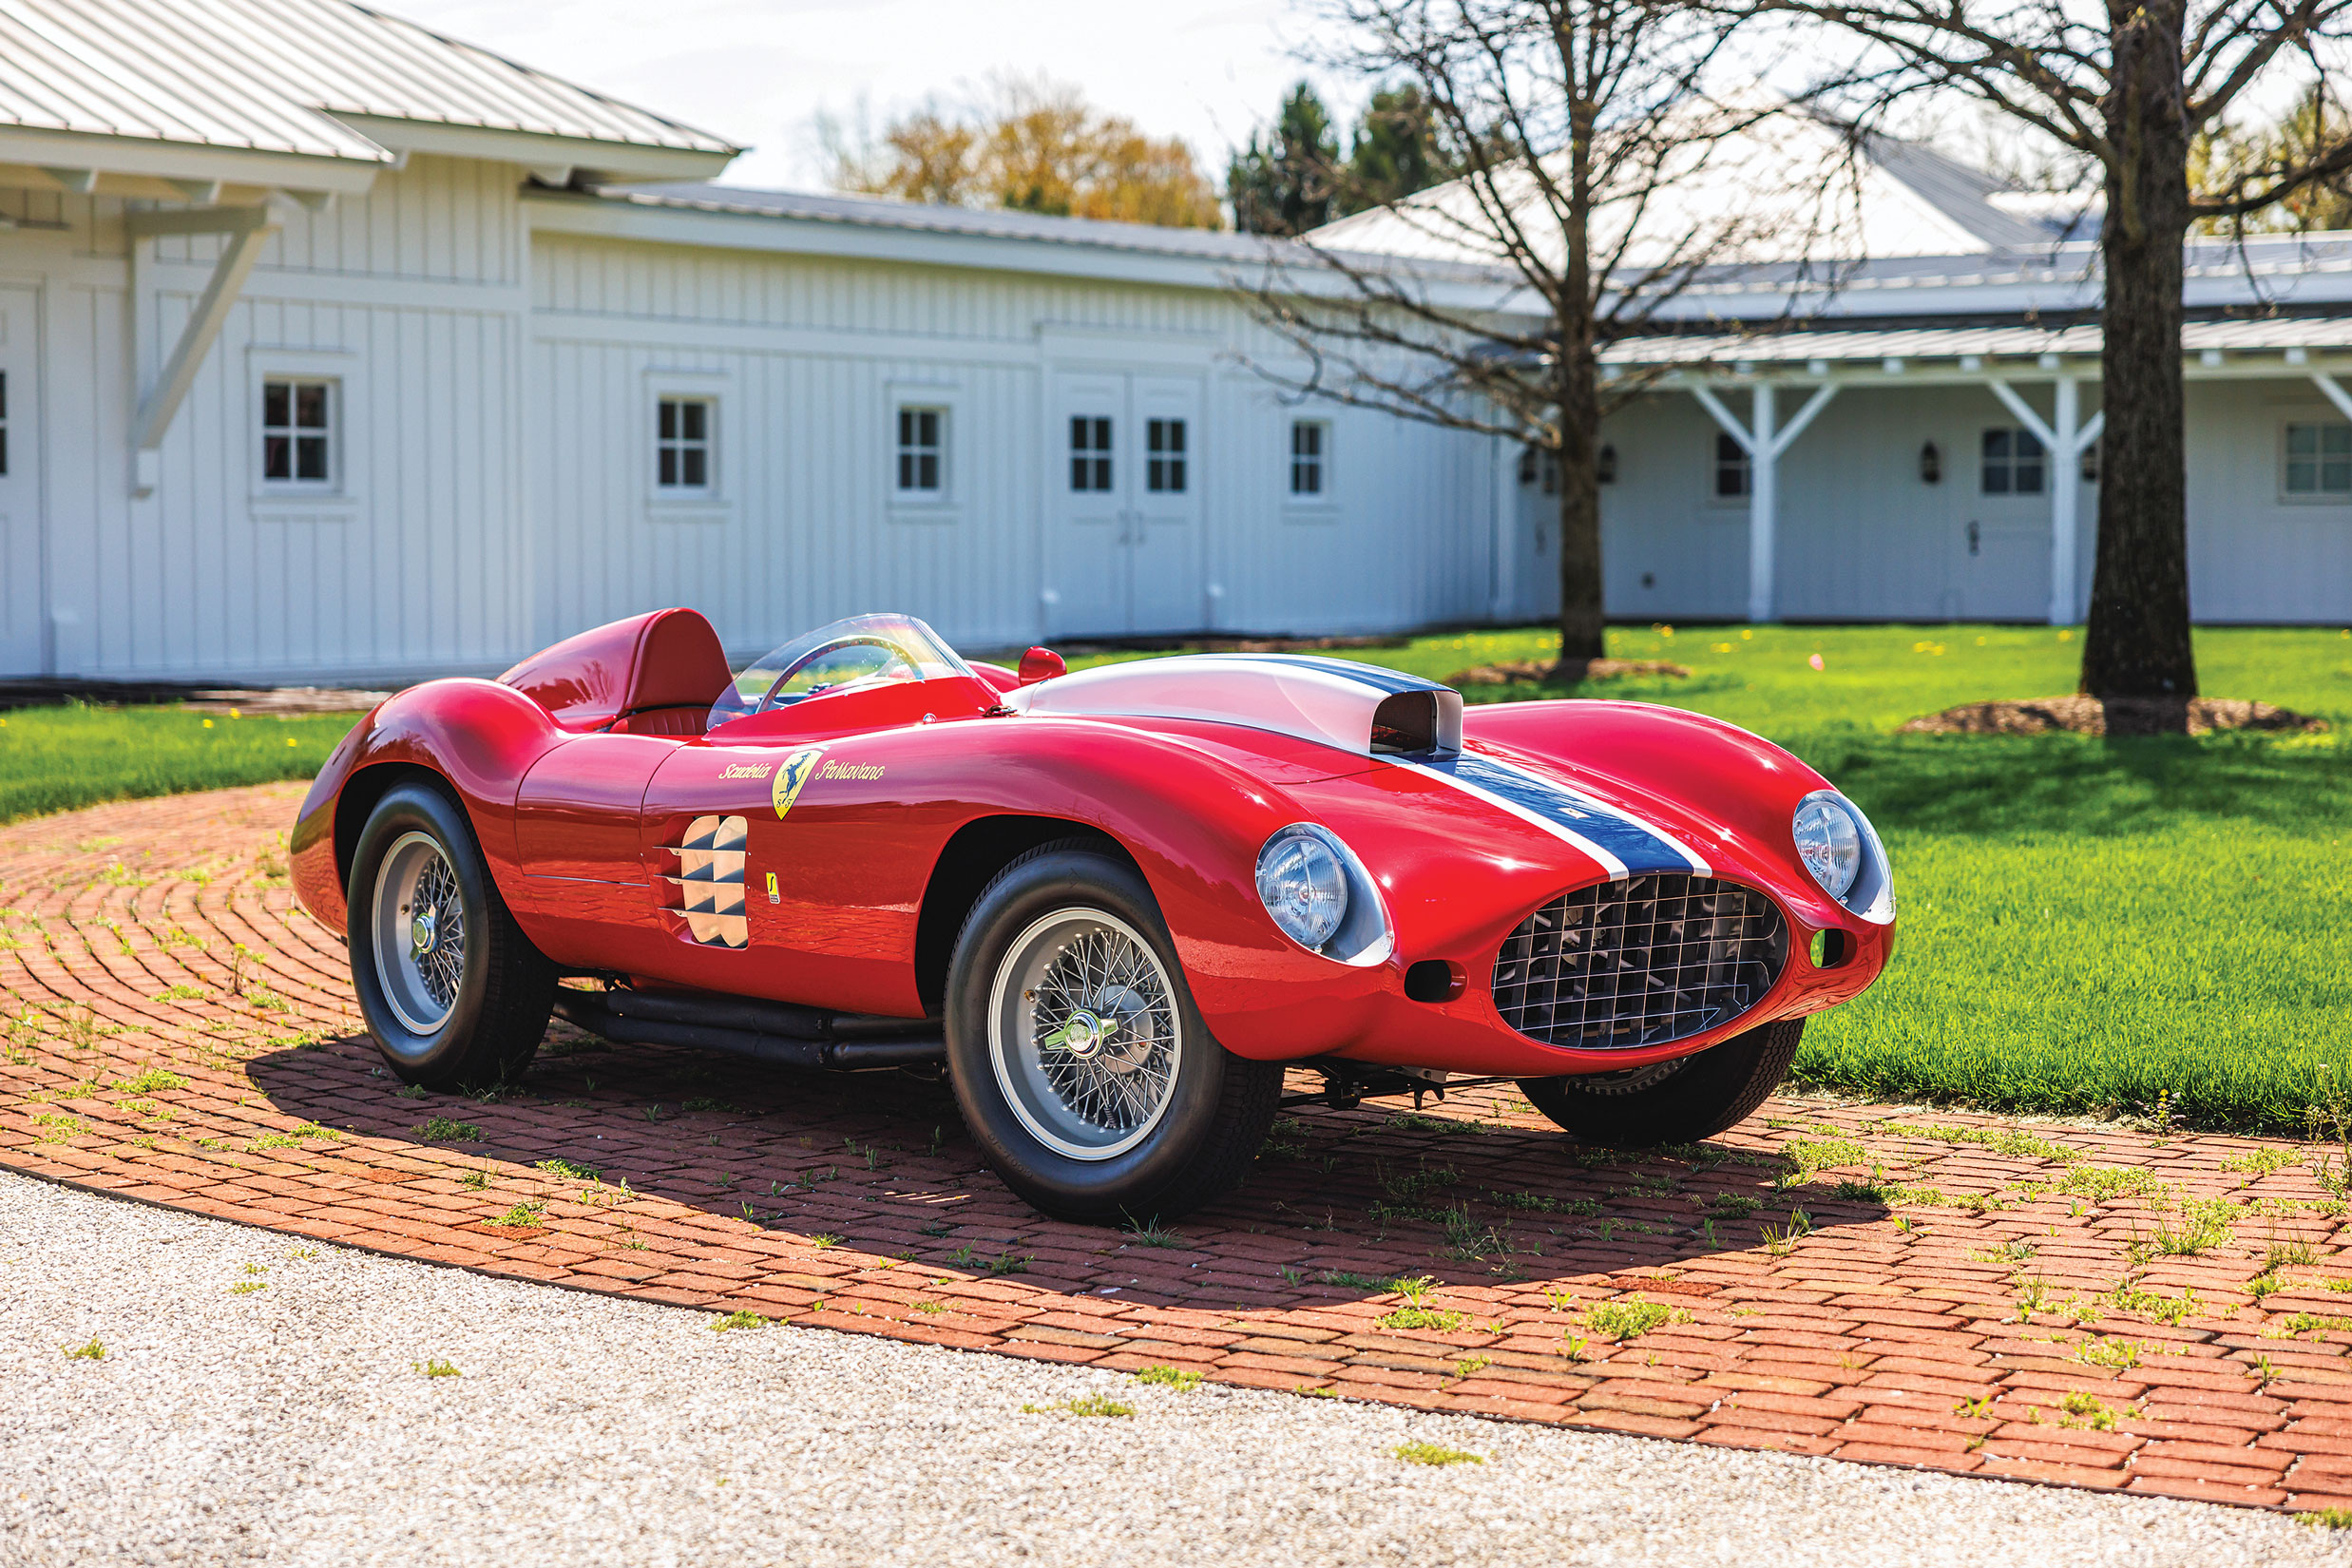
[{"x1": 706, "y1": 613, "x2": 975, "y2": 725}]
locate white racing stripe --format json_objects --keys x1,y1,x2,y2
[
  {"x1": 1396, "y1": 758, "x2": 1632, "y2": 880},
  {"x1": 1398, "y1": 752, "x2": 1711, "y2": 881}
]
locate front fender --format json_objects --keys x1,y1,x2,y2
[
  {"x1": 290, "y1": 679, "x2": 566, "y2": 932},
  {"x1": 1463, "y1": 699, "x2": 1862, "y2": 901}
]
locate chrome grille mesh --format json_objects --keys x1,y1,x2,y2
[{"x1": 1491, "y1": 875, "x2": 1787, "y2": 1050}]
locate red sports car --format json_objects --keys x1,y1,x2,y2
[{"x1": 292, "y1": 608, "x2": 1894, "y2": 1221}]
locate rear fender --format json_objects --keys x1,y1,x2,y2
[{"x1": 290, "y1": 679, "x2": 566, "y2": 932}]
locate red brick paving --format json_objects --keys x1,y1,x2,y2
[{"x1": 7, "y1": 784, "x2": 2352, "y2": 1513}]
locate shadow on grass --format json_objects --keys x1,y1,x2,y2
[
  {"x1": 243, "y1": 1028, "x2": 1875, "y2": 1312},
  {"x1": 1782, "y1": 730, "x2": 2350, "y2": 839}
]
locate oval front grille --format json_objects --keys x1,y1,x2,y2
[{"x1": 1491, "y1": 875, "x2": 1788, "y2": 1050}]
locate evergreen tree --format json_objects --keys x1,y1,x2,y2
[
  {"x1": 1228, "y1": 84, "x2": 1341, "y2": 235},
  {"x1": 1342, "y1": 83, "x2": 1445, "y2": 213}
]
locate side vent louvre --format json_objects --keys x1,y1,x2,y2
[{"x1": 660, "y1": 813, "x2": 747, "y2": 947}]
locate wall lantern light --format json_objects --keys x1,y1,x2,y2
[
  {"x1": 1919, "y1": 440, "x2": 1942, "y2": 485},
  {"x1": 1597, "y1": 444, "x2": 1618, "y2": 485}
]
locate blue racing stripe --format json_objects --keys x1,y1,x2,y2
[
  {"x1": 1425, "y1": 753, "x2": 1704, "y2": 877},
  {"x1": 1251, "y1": 654, "x2": 1447, "y2": 696}
]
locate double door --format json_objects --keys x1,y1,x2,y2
[
  {"x1": 0, "y1": 286, "x2": 38, "y2": 676},
  {"x1": 1047, "y1": 372, "x2": 1203, "y2": 638}
]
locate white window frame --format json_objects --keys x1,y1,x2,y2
[
  {"x1": 1708, "y1": 430, "x2": 1750, "y2": 505},
  {"x1": 1979, "y1": 425, "x2": 2047, "y2": 496},
  {"x1": 645, "y1": 370, "x2": 731, "y2": 520},
  {"x1": 1288, "y1": 418, "x2": 1330, "y2": 499},
  {"x1": 656, "y1": 396, "x2": 716, "y2": 493},
  {"x1": 2282, "y1": 418, "x2": 2352, "y2": 501},
  {"x1": 1143, "y1": 414, "x2": 1190, "y2": 494},
  {"x1": 248, "y1": 347, "x2": 361, "y2": 516},
  {"x1": 896, "y1": 405, "x2": 947, "y2": 496},
  {"x1": 887, "y1": 382, "x2": 966, "y2": 521}
]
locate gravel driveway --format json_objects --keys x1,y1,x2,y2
[{"x1": 3, "y1": 1171, "x2": 2344, "y2": 1568}]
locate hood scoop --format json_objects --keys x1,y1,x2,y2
[{"x1": 1008, "y1": 654, "x2": 1462, "y2": 758}]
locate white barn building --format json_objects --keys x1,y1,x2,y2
[{"x1": 0, "y1": 0, "x2": 2345, "y2": 684}]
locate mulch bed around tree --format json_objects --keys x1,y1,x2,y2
[
  {"x1": 1447, "y1": 659, "x2": 1692, "y2": 687},
  {"x1": 1901, "y1": 697, "x2": 2329, "y2": 738},
  {"x1": 11, "y1": 785, "x2": 2352, "y2": 1515}
]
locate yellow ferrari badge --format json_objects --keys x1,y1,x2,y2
[{"x1": 773, "y1": 747, "x2": 824, "y2": 818}]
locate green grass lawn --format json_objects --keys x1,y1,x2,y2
[
  {"x1": 0, "y1": 704, "x2": 360, "y2": 826},
  {"x1": 1088, "y1": 622, "x2": 2352, "y2": 1134},
  {"x1": 5, "y1": 622, "x2": 2349, "y2": 1134}
]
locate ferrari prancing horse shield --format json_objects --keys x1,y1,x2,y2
[{"x1": 773, "y1": 746, "x2": 824, "y2": 817}]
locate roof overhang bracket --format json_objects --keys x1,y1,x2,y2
[{"x1": 126, "y1": 202, "x2": 283, "y2": 498}]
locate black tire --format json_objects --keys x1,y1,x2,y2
[
  {"x1": 347, "y1": 780, "x2": 556, "y2": 1091},
  {"x1": 944, "y1": 840, "x2": 1283, "y2": 1224},
  {"x1": 1517, "y1": 1018, "x2": 1803, "y2": 1148}
]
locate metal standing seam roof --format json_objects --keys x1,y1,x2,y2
[
  {"x1": 594, "y1": 182, "x2": 1314, "y2": 264},
  {"x1": 0, "y1": 0, "x2": 737, "y2": 163},
  {"x1": 1602, "y1": 316, "x2": 2352, "y2": 367},
  {"x1": 579, "y1": 182, "x2": 1559, "y2": 289}
]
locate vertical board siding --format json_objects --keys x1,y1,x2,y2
[
  {"x1": 13, "y1": 154, "x2": 533, "y2": 679},
  {"x1": 67, "y1": 290, "x2": 525, "y2": 677},
  {"x1": 2185, "y1": 380, "x2": 2352, "y2": 622},
  {"x1": 527, "y1": 234, "x2": 1492, "y2": 657}
]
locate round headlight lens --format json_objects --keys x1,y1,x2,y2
[
  {"x1": 1792, "y1": 793, "x2": 1863, "y2": 901},
  {"x1": 1256, "y1": 826, "x2": 1349, "y2": 951}
]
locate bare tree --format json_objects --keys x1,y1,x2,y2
[
  {"x1": 1757, "y1": 0, "x2": 2352, "y2": 700},
  {"x1": 1234, "y1": 0, "x2": 1849, "y2": 667}
]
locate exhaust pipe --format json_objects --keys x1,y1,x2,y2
[{"x1": 550, "y1": 988, "x2": 945, "y2": 1071}]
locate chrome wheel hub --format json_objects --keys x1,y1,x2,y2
[
  {"x1": 372, "y1": 831, "x2": 467, "y2": 1038},
  {"x1": 989, "y1": 910, "x2": 1181, "y2": 1161}
]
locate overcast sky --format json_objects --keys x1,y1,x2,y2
[{"x1": 389, "y1": 0, "x2": 1334, "y2": 192}]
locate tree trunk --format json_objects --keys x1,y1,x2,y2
[
  {"x1": 2081, "y1": 0, "x2": 2199, "y2": 699},
  {"x1": 1555, "y1": 354, "x2": 1607, "y2": 664}
]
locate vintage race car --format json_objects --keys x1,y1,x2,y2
[{"x1": 291, "y1": 608, "x2": 1895, "y2": 1221}]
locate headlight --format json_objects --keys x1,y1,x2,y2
[
  {"x1": 1792, "y1": 791, "x2": 1864, "y2": 901},
  {"x1": 1255, "y1": 825, "x2": 1350, "y2": 951}
]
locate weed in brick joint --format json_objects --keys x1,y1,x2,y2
[
  {"x1": 1122, "y1": 1216, "x2": 1185, "y2": 1249},
  {"x1": 1582, "y1": 1295, "x2": 1691, "y2": 1341},
  {"x1": 1135, "y1": 1364, "x2": 1203, "y2": 1391},
  {"x1": 483, "y1": 1201, "x2": 545, "y2": 1229},
  {"x1": 2057, "y1": 1390, "x2": 2122, "y2": 1431},
  {"x1": 1378, "y1": 1304, "x2": 1468, "y2": 1332},
  {"x1": 415, "y1": 1117, "x2": 483, "y2": 1142}
]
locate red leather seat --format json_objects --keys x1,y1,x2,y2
[{"x1": 498, "y1": 608, "x2": 732, "y2": 734}]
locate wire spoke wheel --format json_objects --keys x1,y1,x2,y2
[
  {"x1": 988, "y1": 908, "x2": 1182, "y2": 1161},
  {"x1": 371, "y1": 830, "x2": 468, "y2": 1036}
]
